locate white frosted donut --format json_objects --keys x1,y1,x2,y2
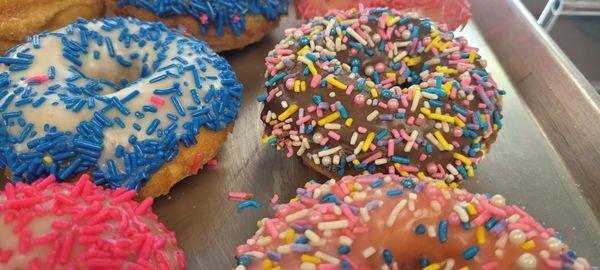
[{"x1": 0, "y1": 17, "x2": 242, "y2": 196}]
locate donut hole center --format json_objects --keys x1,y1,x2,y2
[{"x1": 78, "y1": 55, "x2": 149, "y2": 93}]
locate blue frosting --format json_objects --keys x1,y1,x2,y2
[
  {"x1": 0, "y1": 17, "x2": 243, "y2": 191},
  {"x1": 116, "y1": 0, "x2": 289, "y2": 36}
]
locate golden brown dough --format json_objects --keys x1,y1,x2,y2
[
  {"x1": 105, "y1": 0, "x2": 278, "y2": 52},
  {"x1": 0, "y1": 0, "x2": 105, "y2": 53}
]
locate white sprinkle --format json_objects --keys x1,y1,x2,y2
[
  {"x1": 403, "y1": 130, "x2": 418, "y2": 152},
  {"x1": 427, "y1": 225, "x2": 437, "y2": 238},
  {"x1": 285, "y1": 209, "x2": 309, "y2": 222},
  {"x1": 362, "y1": 246, "x2": 376, "y2": 258},
  {"x1": 410, "y1": 90, "x2": 421, "y2": 112},
  {"x1": 305, "y1": 229, "x2": 321, "y2": 242},
  {"x1": 430, "y1": 201, "x2": 442, "y2": 212},
  {"x1": 300, "y1": 262, "x2": 316, "y2": 270},
  {"x1": 446, "y1": 163, "x2": 459, "y2": 175},
  {"x1": 393, "y1": 50, "x2": 408, "y2": 62},
  {"x1": 276, "y1": 244, "x2": 292, "y2": 254},
  {"x1": 338, "y1": 236, "x2": 353, "y2": 246},
  {"x1": 350, "y1": 132, "x2": 358, "y2": 145},
  {"x1": 312, "y1": 154, "x2": 321, "y2": 165},
  {"x1": 366, "y1": 110, "x2": 379, "y2": 121},
  {"x1": 315, "y1": 251, "x2": 340, "y2": 264},
  {"x1": 443, "y1": 259, "x2": 455, "y2": 270},
  {"x1": 318, "y1": 220, "x2": 349, "y2": 230},
  {"x1": 359, "y1": 207, "x2": 370, "y2": 222},
  {"x1": 346, "y1": 27, "x2": 368, "y2": 45},
  {"x1": 256, "y1": 236, "x2": 272, "y2": 246},
  {"x1": 374, "y1": 158, "x2": 388, "y2": 165},
  {"x1": 386, "y1": 199, "x2": 407, "y2": 227},
  {"x1": 281, "y1": 100, "x2": 288, "y2": 108},
  {"x1": 421, "y1": 91, "x2": 438, "y2": 100},
  {"x1": 354, "y1": 141, "x2": 364, "y2": 155},
  {"x1": 318, "y1": 146, "x2": 342, "y2": 157},
  {"x1": 453, "y1": 205, "x2": 469, "y2": 222},
  {"x1": 324, "y1": 123, "x2": 341, "y2": 130}
]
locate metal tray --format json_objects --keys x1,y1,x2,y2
[{"x1": 150, "y1": 1, "x2": 600, "y2": 268}]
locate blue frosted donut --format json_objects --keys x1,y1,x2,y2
[
  {"x1": 106, "y1": 0, "x2": 289, "y2": 52},
  {"x1": 0, "y1": 17, "x2": 242, "y2": 196}
]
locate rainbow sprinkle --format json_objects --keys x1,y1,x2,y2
[{"x1": 234, "y1": 174, "x2": 593, "y2": 269}]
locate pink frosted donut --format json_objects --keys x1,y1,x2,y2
[
  {"x1": 0, "y1": 174, "x2": 185, "y2": 269},
  {"x1": 295, "y1": 0, "x2": 471, "y2": 30},
  {"x1": 235, "y1": 174, "x2": 593, "y2": 270}
]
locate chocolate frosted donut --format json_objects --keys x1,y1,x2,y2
[{"x1": 258, "y1": 6, "x2": 504, "y2": 182}]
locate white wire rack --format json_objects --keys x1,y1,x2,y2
[{"x1": 538, "y1": 0, "x2": 600, "y2": 30}]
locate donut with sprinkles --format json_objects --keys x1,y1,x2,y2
[
  {"x1": 0, "y1": 0, "x2": 105, "y2": 53},
  {"x1": 106, "y1": 0, "x2": 289, "y2": 52},
  {"x1": 0, "y1": 17, "x2": 243, "y2": 198},
  {"x1": 235, "y1": 174, "x2": 593, "y2": 270},
  {"x1": 259, "y1": 6, "x2": 504, "y2": 182},
  {"x1": 0, "y1": 174, "x2": 185, "y2": 269}
]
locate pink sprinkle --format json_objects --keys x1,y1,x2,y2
[
  {"x1": 319, "y1": 137, "x2": 329, "y2": 146},
  {"x1": 270, "y1": 194, "x2": 279, "y2": 204},
  {"x1": 200, "y1": 14, "x2": 209, "y2": 24},
  {"x1": 345, "y1": 85, "x2": 354, "y2": 95},
  {"x1": 327, "y1": 131, "x2": 341, "y2": 141},
  {"x1": 387, "y1": 139, "x2": 394, "y2": 156},
  {"x1": 229, "y1": 192, "x2": 253, "y2": 201},
  {"x1": 207, "y1": 159, "x2": 218, "y2": 167},
  {"x1": 357, "y1": 127, "x2": 367, "y2": 133},
  {"x1": 233, "y1": 15, "x2": 241, "y2": 23},
  {"x1": 150, "y1": 96, "x2": 165, "y2": 106},
  {"x1": 190, "y1": 153, "x2": 203, "y2": 174},
  {"x1": 26, "y1": 74, "x2": 49, "y2": 83},
  {"x1": 482, "y1": 261, "x2": 499, "y2": 270}
]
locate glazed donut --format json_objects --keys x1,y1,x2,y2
[
  {"x1": 0, "y1": 17, "x2": 243, "y2": 198},
  {"x1": 105, "y1": 0, "x2": 289, "y2": 52},
  {"x1": 0, "y1": 0, "x2": 105, "y2": 53},
  {"x1": 259, "y1": 6, "x2": 503, "y2": 182},
  {"x1": 235, "y1": 174, "x2": 592, "y2": 270},
  {"x1": 0, "y1": 174, "x2": 185, "y2": 269}
]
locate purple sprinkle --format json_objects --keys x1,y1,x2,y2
[
  {"x1": 366, "y1": 200, "x2": 380, "y2": 210},
  {"x1": 290, "y1": 244, "x2": 313, "y2": 253},
  {"x1": 266, "y1": 250, "x2": 282, "y2": 261},
  {"x1": 490, "y1": 220, "x2": 507, "y2": 234},
  {"x1": 379, "y1": 114, "x2": 393, "y2": 121},
  {"x1": 415, "y1": 182, "x2": 426, "y2": 192}
]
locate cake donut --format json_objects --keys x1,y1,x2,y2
[
  {"x1": 0, "y1": 174, "x2": 185, "y2": 269},
  {"x1": 235, "y1": 174, "x2": 593, "y2": 270},
  {"x1": 0, "y1": 17, "x2": 243, "y2": 198},
  {"x1": 0, "y1": 0, "x2": 105, "y2": 53},
  {"x1": 259, "y1": 6, "x2": 504, "y2": 182},
  {"x1": 105, "y1": 0, "x2": 289, "y2": 52}
]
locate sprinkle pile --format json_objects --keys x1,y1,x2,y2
[
  {"x1": 115, "y1": 0, "x2": 289, "y2": 37},
  {"x1": 0, "y1": 174, "x2": 186, "y2": 269},
  {"x1": 235, "y1": 174, "x2": 593, "y2": 269},
  {"x1": 259, "y1": 6, "x2": 504, "y2": 182},
  {"x1": 0, "y1": 17, "x2": 242, "y2": 190}
]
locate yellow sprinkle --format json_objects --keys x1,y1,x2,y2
[
  {"x1": 290, "y1": 198, "x2": 299, "y2": 203},
  {"x1": 285, "y1": 229, "x2": 295, "y2": 244},
  {"x1": 272, "y1": 267, "x2": 282, "y2": 270},
  {"x1": 423, "y1": 263, "x2": 441, "y2": 270},
  {"x1": 362, "y1": 132, "x2": 376, "y2": 152},
  {"x1": 301, "y1": 254, "x2": 321, "y2": 264},
  {"x1": 268, "y1": 120, "x2": 278, "y2": 126},
  {"x1": 399, "y1": 171, "x2": 409, "y2": 177},
  {"x1": 326, "y1": 76, "x2": 347, "y2": 90},
  {"x1": 430, "y1": 31, "x2": 439, "y2": 38},
  {"x1": 458, "y1": 267, "x2": 470, "y2": 270},
  {"x1": 347, "y1": 183, "x2": 355, "y2": 192},
  {"x1": 420, "y1": 107, "x2": 431, "y2": 116},
  {"x1": 352, "y1": 159, "x2": 360, "y2": 165},
  {"x1": 439, "y1": 41, "x2": 452, "y2": 52},
  {"x1": 453, "y1": 153, "x2": 472, "y2": 166},
  {"x1": 308, "y1": 63, "x2": 318, "y2": 75},
  {"x1": 386, "y1": 72, "x2": 396, "y2": 79},
  {"x1": 366, "y1": 81, "x2": 375, "y2": 88},
  {"x1": 257, "y1": 220, "x2": 263, "y2": 227},
  {"x1": 294, "y1": 80, "x2": 300, "y2": 92},
  {"x1": 416, "y1": 172, "x2": 425, "y2": 179},
  {"x1": 493, "y1": 123, "x2": 499, "y2": 131},
  {"x1": 449, "y1": 182, "x2": 459, "y2": 189},
  {"x1": 318, "y1": 111, "x2": 341, "y2": 126},
  {"x1": 435, "y1": 183, "x2": 449, "y2": 189},
  {"x1": 424, "y1": 36, "x2": 441, "y2": 52},
  {"x1": 466, "y1": 203, "x2": 477, "y2": 215},
  {"x1": 262, "y1": 134, "x2": 275, "y2": 144},
  {"x1": 369, "y1": 88, "x2": 379, "y2": 98},
  {"x1": 305, "y1": 181, "x2": 312, "y2": 187},
  {"x1": 405, "y1": 56, "x2": 422, "y2": 66},
  {"x1": 469, "y1": 50, "x2": 477, "y2": 63},
  {"x1": 345, "y1": 118, "x2": 353, "y2": 127},
  {"x1": 521, "y1": 240, "x2": 535, "y2": 250},
  {"x1": 301, "y1": 81, "x2": 306, "y2": 92},
  {"x1": 433, "y1": 131, "x2": 451, "y2": 150},
  {"x1": 297, "y1": 45, "x2": 310, "y2": 56},
  {"x1": 436, "y1": 66, "x2": 458, "y2": 74},
  {"x1": 262, "y1": 259, "x2": 273, "y2": 270},
  {"x1": 474, "y1": 137, "x2": 481, "y2": 144},
  {"x1": 476, "y1": 226, "x2": 486, "y2": 245},
  {"x1": 442, "y1": 81, "x2": 453, "y2": 93},
  {"x1": 278, "y1": 104, "x2": 298, "y2": 121},
  {"x1": 467, "y1": 166, "x2": 475, "y2": 177},
  {"x1": 387, "y1": 16, "x2": 400, "y2": 27},
  {"x1": 43, "y1": 155, "x2": 53, "y2": 164},
  {"x1": 397, "y1": 77, "x2": 405, "y2": 84},
  {"x1": 454, "y1": 117, "x2": 466, "y2": 128},
  {"x1": 429, "y1": 113, "x2": 455, "y2": 123}
]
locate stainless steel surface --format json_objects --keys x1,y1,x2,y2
[
  {"x1": 471, "y1": 0, "x2": 600, "y2": 218},
  {"x1": 538, "y1": 0, "x2": 600, "y2": 30},
  {"x1": 151, "y1": 4, "x2": 600, "y2": 269}
]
